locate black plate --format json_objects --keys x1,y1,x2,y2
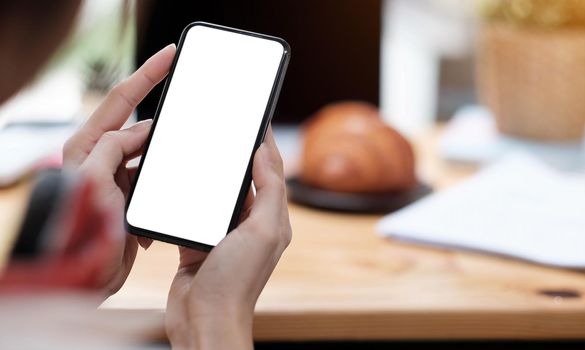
[{"x1": 287, "y1": 178, "x2": 432, "y2": 214}]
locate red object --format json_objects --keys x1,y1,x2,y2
[{"x1": 0, "y1": 175, "x2": 120, "y2": 294}]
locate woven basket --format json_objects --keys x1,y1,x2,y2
[{"x1": 476, "y1": 23, "x2": 585, "y2": 141}]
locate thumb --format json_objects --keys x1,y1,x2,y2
[{"x1": 81, "y1": 119, "x2": 152, "y2": 174}]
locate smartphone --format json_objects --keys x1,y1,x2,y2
[{"x1": 125, "y1": 22, "x2": 290, "y2": 251}]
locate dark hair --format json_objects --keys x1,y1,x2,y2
[{"x1": 0, "y1": 0, "x2": 82, "y2": 103}]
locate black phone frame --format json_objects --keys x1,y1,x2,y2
[{"x1": 124, "y1": 22, "x2": 290, "y2": 251}]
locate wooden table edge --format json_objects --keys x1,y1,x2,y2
[{"x1": 98, "y1": 308, "x2": 585, "y2": 341}]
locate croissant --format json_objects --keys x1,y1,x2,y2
[{"x1": 300, "y1": 101, "x2": 416, "y2": 193}]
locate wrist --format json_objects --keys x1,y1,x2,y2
[{"x1": 191, "y1": 309, "x2": 254, "y2": 350}]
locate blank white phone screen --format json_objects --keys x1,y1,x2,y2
[{"x1": 126, "y1": 25, "x2": 285, "y2": 246}]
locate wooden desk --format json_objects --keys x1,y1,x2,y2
[
  {"x1": 2, "y1": 128, "x2": 585, "y2": 340},
  {"x1": 104, "y1": 128, "x2": 585, "y2": 340}
]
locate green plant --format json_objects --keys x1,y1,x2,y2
[{"x1": 84, "y1": 58, "x2": 120, "y2": 94}]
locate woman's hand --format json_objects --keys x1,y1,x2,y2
[
  {"x1": 165, "y1": 129, "x2": 292, "y2": 350},
  {"x1": 62, "y1": 44, "x2": 176, "y2": 296}
]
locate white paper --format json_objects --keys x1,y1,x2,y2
[
  {"x1": 0, "y1": 124, "x2": 76, "y2": 186},
  {"x1": 0, "y1": 70, "x2": 82, "y2": 126},
  {"x1": 377, "y1": 152, "x2": 585, "y2": 268}
]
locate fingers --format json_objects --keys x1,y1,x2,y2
[
  {"x1": 244, "y1": 185, "x2": 255, "y2": 209},
  {"x1": 241, "y1": 127, "x2": 288, "y2": 248},
  {"x1": 137, "y1": 236, "x2": 153, "y2": 250},
  {"x1": 264, "y1": 127, "x2": 280, "y2": 157},
  {"x1": 177, "y1": 246, "x2": 208, "y2": 272},
  {"x1": 239, "y1": 186, "x2": 255, "y2": 223},
  {"x1": 81, "y1": 120, "x2": 152, "y2": 176},
  {"x1": 127, "y1": 167, "x2": 139, "y2": 184},
  {"x1": 64, "y1": 44, "x2": 176, "y2": 166},
  {"x1": 163, "y1": 127, "x2": 291, "y2": 335},
  {"x1": 95, "y1": 44, "x2": 175, "y2": 128},
  {"x1": 252, "y1": 127, "x2": 285, "y2": 212}
]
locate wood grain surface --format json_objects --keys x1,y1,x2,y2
[
  {"x1": 2, "y1": 128, "x2": 585, "y2": 340},
  {"x1": 0, "y1": 181, "x2": 31, "y2": 266},
  {"x1": 103, "y1": 128, "x2": 585, "y2": 340}
]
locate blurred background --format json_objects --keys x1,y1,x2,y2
[
  {"x1": 2, "y1": 0, "x2": 584, "y2": 179},
  {"x1": 1, "y1": 0, "x2": 585, "y2": 348}
]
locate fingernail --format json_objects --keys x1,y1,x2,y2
[
  {"x1": 130, "y1": 119, "x2": 153, "y2": 130},
  {"x1": 138, "y1": 237, "x2": 153, "y2": 250}
]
